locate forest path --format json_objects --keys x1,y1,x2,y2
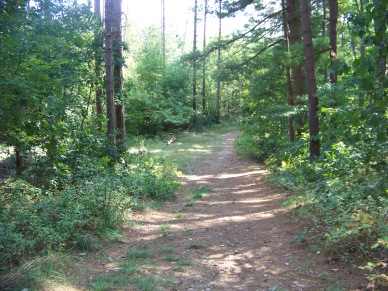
[{"x1": 69, "y1": 131, "x2": 366, "y2": 291}]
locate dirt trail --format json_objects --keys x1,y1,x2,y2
[{"x1": 73, "y1": 132, "x2": 367, "y2": 290}]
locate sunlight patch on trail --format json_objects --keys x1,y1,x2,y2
[
  {"x1": 217, "y1": 169, "x2": 267, "y2": 179},
  {"x1": 185, "y1": 168, "x2": 267, "y2": 182}
]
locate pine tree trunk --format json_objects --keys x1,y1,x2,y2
[
  {"x1": 113, "y1": 0, "x2": 125, "y2": 144},
  {"x1": 286, "y1": 0, "x2": 306, "y2": 136},
  {"x1": 202, "y1": 0, "x2": 208, "y2": 115},
  {"x1": 215, "y1": 0, "x2": 222, "y2": 124},
  {"x1": 193, "y1": 0, "x2": 198, "y2": 124},
  {"x1": 282, "y1": 0, "x2": 295, "y2": 142},
  {"x1": 373, "y1": 0, "x2": 387, "y2": 83},
  {"x1": 94, "y1": 0, "x2": 103, "y2": 131},
  {"x1": 300, "y1": 0, "x2": 320, "y2": 162},
  {"x1": 161, "y1": 0, "x2": 166, "y2": 67},
  {"x1": 328, "y1": 0, "x2": 338, "y2": 84},
  {"x1": 15, "y1": 148, "x2": 25, "y2": 175},
  {"x1": 322, "y1": 0, "x2": 328, "y2": 82},
  {"x1": 105, "y1": 0, "x2": 116, "y2": 144}
]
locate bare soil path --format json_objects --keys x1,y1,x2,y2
[{"x1": 70, "y1": 132, "x2": 367, "y2": 291}]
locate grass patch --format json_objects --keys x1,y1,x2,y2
[
  {"x1": 185, "y1": 200, "x2": 196, "y2": 207},
  {"x1": 191, "y1": 186, "x2": 210, "y2": 199},
  {"x1": 126, "y1": 245, "x2": 154, "y2": 259},
  {"x1": 117, "y1": 261, "x2": 141, "y2": 275},
  {"x1": 92, "y1": 277, "x2": 113, "y2": 291},
  {"x1": 159, "y1": 247, "x2": 175, "y2": 253},
  {"x1": 161, "y1": 275, "x2": 178, "y2": 287},
  {"x1": 172, "y1": 260, "x2": 193, "y2": 272},
  {"x1": 129, "y1": 276, "x2": 158, "y2": 291},
  {"x1": 92, "y1": 275, "x2": 131, "y2": 290},
  {"x1": 163, "y1": 255, "x2": 180, "y2": 261},
  {"x1": 1, "y1": 253, "x2": 71, "y2": 291},
  {"x1": 132, "y1": 123, "x2": 239, "y2": 172},
  {"x1": 159, "y1": 224, "x2": 170, "y2": 232},
  {"x1": 177, "y1": 260, "x2": 193, "y2": 266},
  {"x1": 172, "y1": 265, "x2": 183, "y2": 272},
  {"x1": 174, "y1": 213, "x2": 183, "y2": 218},
  {"x1": 186, "y1": 242, "x2": 207, "y2": 249},
  {"x1": 182, "y1": 230, "x2": 192, "y2": 237}
]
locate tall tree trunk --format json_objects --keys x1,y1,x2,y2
[
  {"x1": 113, "y1": 0, "x2": 125, "y2": 144},
  {"x1": 15, "y1": 148, "x2": 25, "y2": 175},
  {"x1": 282, "y1": 0, "x2": 295, "y2": 142},
  {"x1": 161, "y1": 0, "x2": 166, "y2": 67},
  {"x1": 105, "y1": 0, "x2": 116, "y2": 144},
  {"x1": 373, "y1": 0, "x2": 387, "y2": 84},
  {"x1": 202, "y1": 0, "x2": 208, "y2": 115},
  {"x1": 94, "y1": 0, "x2": 103, "y2": 131},
  {"x1": 300, "y1": 0, "x2": 320, "y2": 162},
  {"x1": 215, "y1": 0, "x2": 222, "y2": 124},
  {"x1": 193, "y1": 0, "x2": 198, "y2": 124},
  {"x1": 286, "y1": 0, "x2": 306, "y2": 135},
  {"x1": 321, "y1": 0, "x2": 326, "y2": 37},
  {"x1": 328, "y1": 0, "x2": 338, "y2": 84},
  {"x1": 321, "y1": 0, "x2": 328, "y2": 82}
]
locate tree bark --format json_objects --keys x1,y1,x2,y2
[
  {"x1": 193, "y1": 0, "x2": 198, "y2": 124},
  {"x1": 300, "y1": 0, "x2": 320, "y2": 162},
  {"x1": 328, "y1": 0, "x2": 338, "y2": 84},
  {"x1": 161, "y1": 0, "x2": 166, "y2": 67},
  {"x1": 282, "y1": 0, "x2": 295, "y2": 142},
  {"x1": 373, "y1": 0, "x2": 387, "y2": 84},
  {"x1": 286, "y1": 0, "x2": 306, "y2": 136},
  {"x1": 113, "y1": 0, "x2": 125, "y2": 144},
  {"x1": 321, "y1": 0, "x2": 326, "y2": 37},
  {"x1": 321, "y1": 0, "x2": 328, "y2": 82},
  {"x1": 216, "y1": 0, "x2": 222, "y2": 124},
  {"x1": 286, "y1": 0, "x2": 305, "y2": 98},
  {"x1": 202, "y1": 0, "x2": 208, "y2": 115},
  {"x1": 105, "y1": 0, "x2": 116, "y2": 144},
  {"x1": 15, "y1": 148, "x2": 25, "y2": 175},
  {"x1": 94, "y1": 0, "x2": 103, "y2": 131}
]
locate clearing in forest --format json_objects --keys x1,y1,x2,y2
[{"x1": 47, "y1": 130, "x2": 367, "y2": 290}]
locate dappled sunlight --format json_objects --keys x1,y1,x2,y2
[
  {"x1": 218, "y1": 169, "x2": 266, "y2": 179},
  {"x1": 177, "y1": 148, "x2": 212, "y2": 153},
  {"x1": 185, "y1": 174, "x2": 214, "y2": 181},
  {"x1": 185, "y1": 168, "x2": 266, "y2": 182},
  {"x1": 42, "y1": 284, "x2": 83, "y2": 291}
]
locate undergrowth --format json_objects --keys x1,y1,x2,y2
[
  {"x1": 0, "y1": 140, "x2": 179, "y2": 289},
  {"x1": 236, "y1": 86, "x2": 388, "y2": 287}
]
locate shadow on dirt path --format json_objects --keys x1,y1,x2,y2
[{"x1": 69, "y1": 132, "x2": 367, "y2": 291}]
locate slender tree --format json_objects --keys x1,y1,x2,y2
[
  {"x1": 202, "y1": 0, "x2": 208, "y2": 114},
  {"x1": 161, "y1": 0, "x2": 166, "y2": 67},
  {"x1": 321, "y1": 0, "x2": 326, "y2": 37},
  {"x1": 113, "y1": 0, "x2": 125, "y2": 144},
  {"x1": 282, "y1": 0, "x2": 295, "y2": 142},
  {"x1": 328, "y1": 0, "x2": 338, "y2": 84},
  {"x1": 373, "y1": 0, "x2": 387, "y2": 84},
  {"x1": 193, "y1": 0, "x2": 198, "y2": 123},
  {"x1": 105, "y1": 0, "x2": 116, "y2": 144},
  {"x1": 321, "y1": 0, "x2": 328, "y2": 82},
  {"x1": 94, "y1": 0, "x2": 104, "y2": 131},
  {"x1": 300, "y1": 0, "x2": 320, "y2": 162},
  {"x1": 216, "y1": 0, "x2": 222, "y2": 123}
]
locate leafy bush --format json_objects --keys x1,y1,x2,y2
[
  {"x1": 0, "y1": 148, "x2": 179, "y2": 267},
  {"x1": 237, "y1": 81, "x2": 388, "y2": 261}
]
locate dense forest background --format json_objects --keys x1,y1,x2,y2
[{"x1": 0, "y1": 0, "x2": 387, "y2": 287}]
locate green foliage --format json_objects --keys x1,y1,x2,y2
[
  {"x1": 236, "y1": 0, "x2": 388, "y2": 265},
  {"x1": 0, "y1": 147, "x2": 179, "y2": 267},
  {"x1": 124, "y1": 27, "x2": 194, "y2": 134}
]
